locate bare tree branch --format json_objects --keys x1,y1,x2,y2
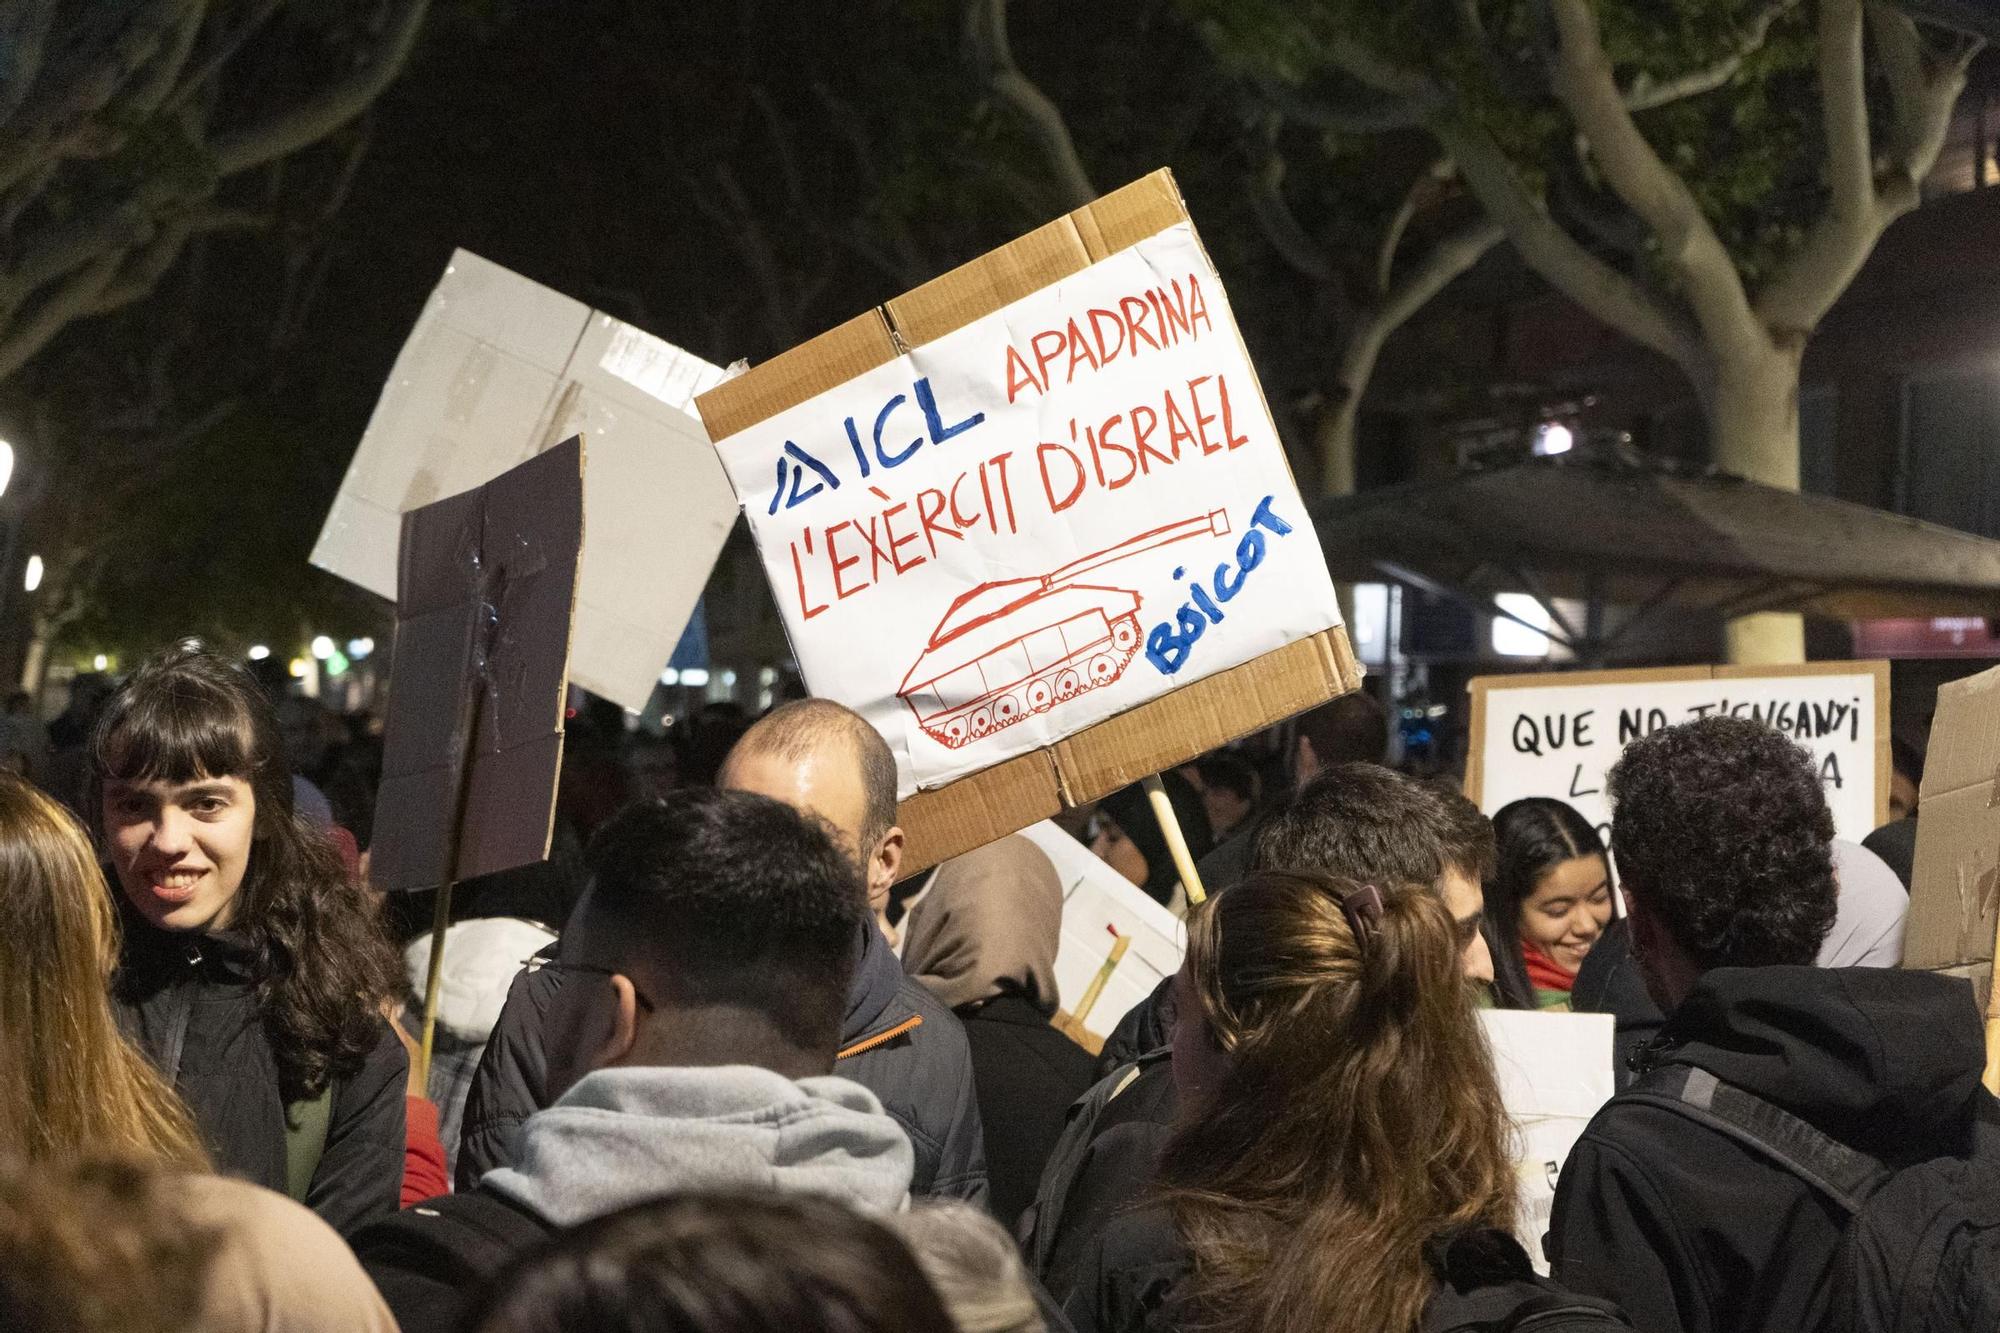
[
  {"x1": 1248, "y1": 141, "x2": 1334, "y2": 282},
  {"x1": 1622, "y1": 0, "x2": 1803, "y2": 110},
  {"x1": 1550, "y1": 0, "x2": 1766, "y2": 364},
  {"x1": 210, "y1": 0, "x2": 430, "y2": 174},
  {"x1": 1753, "y1": 0, "x2": 1975, "y2": 333},
  {"x1": 1868, "y1": 1, "x2": 1982, "y2": 191},
  {"x1": 118, "y1": 0, "x2": 207, "y2": 118},
  {"x1": 1244, "y1": 69, "x2": 1426, "y2": 132},
  {"x1": 1377, "y1": 159, "x2": 1451, "y2": 295},
  {"x1": 964, "y1": 0, "x2": 1097, "y2": 209},
  {"x1": 0, "y1": 0, "x2": 63, "y2": 119},
  {"x1": 1376, "y1": 214, "x2": 1504, "y2": 334},
  {"x1": 0, "y1": 250, "x2": 122, "y2": 380},
  {"x1": 1432, "y1": 115, "x2": 1702, "y2": 371},
  {"x1": 162, "y1": 0, "x2": 283, "y2": 113}
]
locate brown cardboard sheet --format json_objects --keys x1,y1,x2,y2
[
  {"x1": 1905, "y1": 664, "x2": 2000, "y2": 971},
  {"x1": 697, "y1": 169, "x2": 1358, "y2": 875},
  {"x1": 371, "y1": 437, "x2": 584, "y2": 892}
]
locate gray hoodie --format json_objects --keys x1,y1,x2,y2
[{"x1": 482, "y1": 1065, "x2": 914, "y2": 1227}]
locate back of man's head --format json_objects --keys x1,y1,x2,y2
[
  {"x1": 1252, "y1": 762, "x2": 1471, "y2": 883},
  {"x1": 723, "y1": 700, "x2": 897, "y2": 856},
  {"x1": 577, "y1": 788, "x2": 866, "y2": 1057},
  {"x1": 1607, "y1": 715, "x2": 1836, "y2": 972},
  {"x1": 1295, "y1": 692, "x2": 1389, "y2": 775}
]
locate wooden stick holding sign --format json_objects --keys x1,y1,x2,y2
[
  {"x1": 1985, "y1": 909, "x2": 2000, "y2": 1096},
  {"x1": 369, "y1": 437, "x2": 585, "y2": 1087},
  {"x1": 1070, "y1": 926, "x2": 1134, "y2": 1028},
  {"x1": 1144, "y1": 773, "x2": 1208, "y2": 906}
]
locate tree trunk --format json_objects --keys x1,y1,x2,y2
[
  {"x1": 1318, "y1": 312, "x2": 1393, "y2": 500},
  {"x1": 1701, "y1": 338, "x2": 1807, "y2": 664}
]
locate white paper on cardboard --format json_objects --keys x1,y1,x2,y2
[
  {"x1": 1479, "y1": 1008, "x2": 1615, "y2": 1273},
  {"x1": 1018, "y1": 820, "x2": 1186, "y2": 1040},
  {"x1": 711, "y1": 223, "x2": 1343, "y2": 798},
  {"x1": 1475, "y1": 670, "x2": 1882, "y2": 843},
  {"x1": 311, "y1": 250, "x2": 736, "y2": 711}
]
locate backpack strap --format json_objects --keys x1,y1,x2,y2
[
  {"x1": 284, "y1": 1083, "x2": 335, "y2": 1204},
  {"x1": 1624, "y1": 1064, "x2": 1889, "y2": 1214}
]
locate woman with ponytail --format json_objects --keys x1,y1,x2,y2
[{"x1": 1062, "y1": 869, "x2": 1631, "y2": 1333}]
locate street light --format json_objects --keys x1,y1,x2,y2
[
  {"x1": 22, "y1": 554, "x2": 41, "y2": 592},
  {"x1": 248, "y1": 644, "x2": 270, "y2": 661},
  {"x1": 310, "y1": 635, "x2": 335, "y2": 660},
  {"x1": 0, "y1": 438, "x2": 12, "y2": 498}
]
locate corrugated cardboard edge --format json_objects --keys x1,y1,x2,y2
[
  {"x1": 900, "y1": 626, "x2": 1360, "y2": 872},
  {"x1": 695, "y1": 169, "x2": 1360, "y2": 875},
  {"x1": 1465, "y1": 662, "x2": 1890, "y2": 824}
]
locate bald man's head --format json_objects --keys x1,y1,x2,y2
[{"x1": 718, "y1": 699, "x2": 903, "y2": 919}]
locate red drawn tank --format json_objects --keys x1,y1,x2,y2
[{"x1": 897, "y1": 510, "x2": 1231, "y2": 749}]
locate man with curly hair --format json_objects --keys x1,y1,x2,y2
[{"x1": 1547, "y1": 716, "x2": 1986, "y2": 1333}]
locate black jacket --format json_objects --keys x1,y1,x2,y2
[
  {"x1": 1096, "y1": 973, "x2": 1176, "y2": 1080},
  {"x1": 960, "y1": 993, "x2": 1097, "y2": 1227},
  {"x1": 455, "y1": 922, "x2": 988, "y2": 1201},
  {"x1": 114, "y1": 918, "x2": 407, "y2": 1237},
  {"x1": 1025, "y1": 1055, "x2": 1179, "y2": 1306},
  {"x1": 1568, "y1": 918, "x2": 1665, "y2": 1088},
  {"x1": 1547, "y1": 965, "x2": 1986, "y2": 1333},
  {"x1": 356, "y1": 1187, "x2": 553, "y2": 1333},
  {"x1": 1065, "y1": 1208, "x2": 1629, "y2": 1333}
]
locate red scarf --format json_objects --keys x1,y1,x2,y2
[{"x1": 1523, "y1": 943, "x2": 1577, "y2": 996}]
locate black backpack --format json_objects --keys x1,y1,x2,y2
[
  {"x1": 1423, "y1": 1228, "x2": 1635, "y2": 1332},
  {"x1": 1627, "y1": 1063, "x2": 2000, "y2": 1333}
]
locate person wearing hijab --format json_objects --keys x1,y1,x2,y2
[
  {"x1": 1090, "y1": 774, "x2": 1214, "y2": 912},
  {"x1": 903, "y1": 835, "x2": 1096, "y2": 1226}
]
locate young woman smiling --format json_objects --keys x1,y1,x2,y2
[
  {"x1": 94, "y1": 645, "x2": 406, "y2": 1236},
  {"x1": 1483, "y1": 798, "x2": 1615, "y2": 1011}
]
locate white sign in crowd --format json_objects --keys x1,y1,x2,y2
[
  {"x1": 1471, "y1": 665, "x2": 1887, "y2": 843},
  {"x1": 710, "y1": 223, "x2": 1343, "y2": 797}
]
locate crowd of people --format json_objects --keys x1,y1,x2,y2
[{"x1": 1, "y1": 640, "x2": 1993, "y2": 1333}]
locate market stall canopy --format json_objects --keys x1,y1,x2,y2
[{"x1": 1310, "y1": 449, "x2": 2000, "y2": 658}]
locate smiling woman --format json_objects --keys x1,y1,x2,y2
[
  {"x1": 1482, "y1": 798, "x2": 1614, "y2": 1012},
  {"x1": 92, "y1": 646, "x2": 408, "y2": 1237}
]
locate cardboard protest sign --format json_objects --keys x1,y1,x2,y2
[
  {"x1": 312, "y1": 251, "x2": 732, "y2": 711},
  {"x1": 1468, "y1": 662, "x2": 1890, "y2": 844},
  {"x1": 1480, "y1": 1009, "x2": 1615, "y2": 1273},
  {"x1": 700, "y1": 170, "x2": 1359, "y2": 872},
  {"x1": 1905, "y1": 665, "x2": 2000, "y2": 979},
  {"x1": 370, "y1": 438, "x2": 584, "y2": 893},
  {"x1": 1017, "y1": 820, "x2": 1186, "y2": 1044}
]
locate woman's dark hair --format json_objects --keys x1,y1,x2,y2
[
  {"x1": 1483, "y1": 798, "x2": 1606, "y2": 1010},
  {"x1": 1097, "y1": 772, "x2": 1213, "y2": 906},
  {"x1": 1606, "y1": 715, "x2": 1836, "y2": 970},
  {"x1": 465, "y1": 1191, "x2": 954, "y2": 1333},
  {"x1": 1158, "y1": 870, "x2": 1516, "y2": 1333},
  {"x1": 89, "y1": 645, "x2": 402, "y2": 1103}
]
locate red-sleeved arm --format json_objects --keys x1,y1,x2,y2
[{"x1": 401, "y1": 1096, "x2": 450, "y2": 1209}]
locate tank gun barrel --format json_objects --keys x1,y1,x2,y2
[{"x1": 1042, "y1": 510, "x2": 1230, "y2": 590}]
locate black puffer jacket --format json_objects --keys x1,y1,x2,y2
[
  {"x1": 114, "y1": 918, "x2": 406, "y2": 1237},
  {"x1": 454, "y1": 922, "x2": 988, "y2": 1201},
  {"x1": 1548, "y1": 965, "x2": 1986, "y2": 1333}
]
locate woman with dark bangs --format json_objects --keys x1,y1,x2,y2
[
  {"x1": 93, "y1": 644, "x2": 407, "y2": 1237},
  {"x1": 1062, "y1": 870, "x2": 1632, "y2": 1333}
]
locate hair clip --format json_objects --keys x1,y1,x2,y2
[{"x1": 1340, "y1": 883, "x2": 1385, "y2": 951}]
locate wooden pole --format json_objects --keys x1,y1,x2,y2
[
  {"x1": 414, "y1": 643, "x2": 491, "y2": 1090},
  {"x1": 1143, "y1": 772, "x2": 1207, "y2": 906},
  {"x1": 1984, "y1": 909, "x2": 2000, "y2": 1096},
  {"x1": 1070, "y1": 930, "x2": 1132, "y2": 1028},
  {"x1": 415, "y1": 879, "x2": 454, "y2": 1089}
]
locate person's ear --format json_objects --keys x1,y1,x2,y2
[
  {"x1": 869, "y1": 825, "x2": 906, "y2": 913},
  {"x1": 1294, "y1": 733, "x2": 1321, "y2": 786},
  {"x1": 589, "y1": 974, "x2": 645, "y2": 1069}
]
